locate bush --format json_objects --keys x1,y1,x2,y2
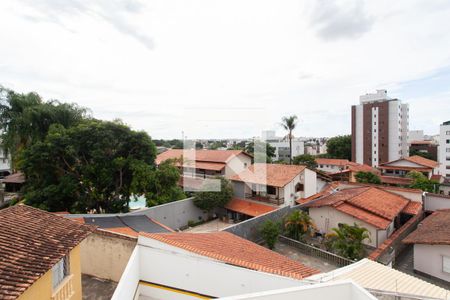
[
  {"x1": 260, "y1": 220, "x2": 280, "y2": 249},
  {"x1": 193, "y1": 177, "x2": 233, "y2": 211},
  {"x1": 355, "y1": 171, "x2": 381, "y2": 184}
]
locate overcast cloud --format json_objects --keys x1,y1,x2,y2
[{"x1": 0, "y1": 0, "x2": 449, "y2": 139}]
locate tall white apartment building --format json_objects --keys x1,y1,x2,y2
[
  {"x1": 351, "y1": 90, "x2": 409, "y2": 167},
  {"x1": 439, "y1": 121, "x2": 450, "y2": 178}
]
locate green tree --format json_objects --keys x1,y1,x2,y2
[
  {"x1": 0, "y1": 87, "x2": 87, "y2": 168},
  {"x1": 355, "y1": 171, "x2": 381, "y2": 184},
  {"x1": 19, "y1": 119, "x2": 182, "y2": 213},
  {"x1": 260, "y1": 220, "x2": 280, "y2": 250},
  {"x1": 280, "y1": 115, "x2": 298, "y2": 164},
  {"x1": 292, "y1": 154, "x2": 318, "y2": 169},
  {"x1": 327, "y1": 135, "x2": 352, "y2": 160},
  {"x1": 327, "y1": 223, "x2": 370, "y2": 260},
  {"x1": 245, "y1": 141, "x2": 276, "y2": 163},
  {"x1": 407, "y1": 171, "x2": 439, "y2": 192},
  {"x1": 284, "y1": 210, "x2": 316, "y2": 241},
  {"x1": 193, "y1": 177, "x2": 233, "y2": 211},
  {"x1": 409, "y1": 149, "x2": 433, "y2": 160}
]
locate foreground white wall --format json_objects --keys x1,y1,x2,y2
[{"x1": 111, "y1": 246, "x2": 140, "y2": 300}]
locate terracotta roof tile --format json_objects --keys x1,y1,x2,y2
[
  {"x1": 1, "y1": 173, "x2": 25, "y2": 184},
  {"x1": 405, "y1": 155, "x2": 439, "y2": 169},
  {"x1": 140, "y1": 232, "x2": 320, "y2": 279},
  {"x1": 380, "y1": 176, "x2": 413, "y2": 185},
  {"x1": 403, "y1": 210, "x2": 450, "y2": 245},
  {"x1": 230, "y1": 163, "x2": 306, "y2": 187},
  {"x1": 225, "y1": 198, "x2": 277, "y2": 217},
  {"x1": 156, "y1": 149, "x2": 250, "y2": 165},
  {"x1": 0, "y1": 205, "x2": 95, "y2": 299},
  {"x1": 402, "y1": 201, "x2": 422, "y2": 215},
  {"x1": 305, "y1": 187, "x2": 410, "y2": 229},
  {"x1": 296, "y1": 182, "x2": 340, "y2": 205},
  {"x1": 316, "y1": 158, "x2": 349, "y2": 166}
]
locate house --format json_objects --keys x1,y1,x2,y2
[
  {"x1": 316, "y1": 158, "x2": 379, "y2": 183},
  {"x1": 303, "y1": 186, "x2": 419, "y2": 248},
  {"x1": 316, "y1": 158, "x2": 351, "y2": 173},
  {"x1": 1, "y1": 172, "x2": 25, "y2": 193},
  {"x1": 155, "y1": 149, "x2": 252, "y2": 189},
  {"x1": 378, "y1": 155, "x2": 440, "y2": 180},
  {"x1": 230, "y1": 163, "x2": 317, "y2": 207},
  {"x1": 403, "y1": 209, "x2": 450, "y2": 283},
  {"x1": 0, "y1": 205, "x2": 95, "y2": 300},
  {"x1": 111, "y1": 231, "x2": 323, "y2": 300}
]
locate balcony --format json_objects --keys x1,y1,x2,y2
[
  {"x1": 245, "y1": 193, "x2": 284, "y2": 206},
  {"x1": 52, "y1": 275, "x2": 74, "y2": 300}
]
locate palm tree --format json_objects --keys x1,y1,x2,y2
[
  {"x1": 327, "y1": 223, "x2": 370, "y2": 260},
  {"x1": 284, "y1": 210, "x2": 316, "y2": 241},
  {"x1": 280, "y1": 115, "x2": 298, "y2": 164}
]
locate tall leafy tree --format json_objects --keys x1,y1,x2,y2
[
  {"x1": 292, "y1": 154, "x2": 318, "y2": 169},
  {"x1": 407, "y1": 171, "x2": 439, "y2": 192},
  {"x1": 19, "y1": 119, "x2": 183, "y2": 213},
  {"x1": 245, "y1": 141, "x2": 276, "y2": 163},
  {"x1": 326, "y1": 135, "x2": 352, "y2": 160},
  {"x1": 280, "y1": 115, "x2": 298, "y2": 164},
  {"x1": 0, "y1": 87, "x2": 87, "y2": 168}
]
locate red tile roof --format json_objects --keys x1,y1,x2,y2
[
  {"x1": 225, "y1": 198, "x2": 277, "y2": 217},
  {"x1": 305, "y1": 187, "x2": 410, "y2": 229},
  {"x1": 0, "y1": 205, "x2": 96, "y2": 299},
  {"x1": 316, "y1": 158, "x2": 349, "y2": 166},
  {"x1": 402, "y1": 201, "x2": 422, "y2": 215},
  {"x1": 403, "y1": 210, "x2": 450, "y2": 245},
  {"x1": 140, "y1": 232, "x2": 320, "y2": 279},
  {"x1": 1, "y1": 173, "x2": 25, "y2": 184},
  {"x1": 230, "y1": 163, "x2": 306, "y2": 188},
  {"x1": 156, "y1": 149, "x2": 250, "y2": 165},
  {"x1": 380, "y1": 176, "x2": 413, "y2": 185},
  {"x1": 379, "y1": 155, "x2": 438, "y2": 170},
  {"x1": 296, "y1": 182, "x2": 340, "y2": 205}
]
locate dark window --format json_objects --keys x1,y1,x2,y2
[
  {"x1": 295, "y1": 183, "x2": 304, "y2": 192},
  {"x1": 267, "y1": 186, "x2": 276, "y2": 195}
]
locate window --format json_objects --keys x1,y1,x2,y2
[
  {"x1": 446, "y1": 131, "x2": 450, "y2": 135},
  {"x1": 244, "y1": 163, "x2": 247, "y2": 168},
  {"x1": 447, "y1": 148, "x2": 450, "y2": 153},
  {"x1": 447, "y1": 139, "x2": 450, "y2": 144},
  {"x1": 267, "y1": 185, "x2": 276, "y2": 195},
  {"x1": 52, "y1": 255, "x2": 70, "y2": 289},
  {"x1": 443, "y1": 256, "x2": 450, "y2": 274},
  {"x1": 295, "y1": 182, "x2": 304, "y2": 192}
]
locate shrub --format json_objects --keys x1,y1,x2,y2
[{"x1": 260, "y1": 220, "x2": 280, "y2": 250}]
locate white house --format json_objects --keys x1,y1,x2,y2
[
  {"x1": 404, "y1": 209, "x2": 450, "y2": 283},
  {"x1": 230, "y1": 164, "x2": 317, "y2": 207},
  {"x1": 378, "y1": 155, "x2": 440, "y2": 180},
  {"x1": 303, "y1": 186, "x2": 420, "y2": 248}
]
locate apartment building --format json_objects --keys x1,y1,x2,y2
[
  {"x1": 352, "y1": 90, "x2": 409, "y2": 167},
  {"x1": 439, "y1": 120, "x2": 450, "y2": 178},
  {"x1": 262, "y1": 130, "x2": 305, "y2": 162}
]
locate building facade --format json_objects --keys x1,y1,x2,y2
[
  {"x1": 439, "y1": 121, "x2": 450, "y2": 178},
  {"x1": 262, "y1": 130, "x2": 305, "y2": 162},
  {"x1": 352, "y1": 90, "x2": 409, "y2": 167}
]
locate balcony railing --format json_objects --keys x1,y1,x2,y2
[
  {"x1": 52, "y1": 275, "x2": 74, "y2": 300},
  {"x1": 245, "y1": 193, "x2": 284, "y2": 206}
]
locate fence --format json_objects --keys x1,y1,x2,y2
[{"x1": 279, "y1": 235, "x2": 355, "y2": 267}]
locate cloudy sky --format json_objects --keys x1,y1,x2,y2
[{"x1": 1, "y1": 0, "x2": 450, "y2": 139}]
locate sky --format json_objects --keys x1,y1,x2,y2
[{"x1": 0, "y1": 0, "x2": 450, "y2": 140}]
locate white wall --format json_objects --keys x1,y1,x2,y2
[
  {"x1": 414, "y1": 244, "x2": 450, "y2": 283},
  {"x1": 303, "y1": 169, "x2": 317, "y2": 199},
  {"x1": 225, "y1": 154, "x2": 252, "y2": 178},
  {"x1": 424, "y1": 194, "x2": 450, "y2": 211},
  {"x1": 111, "y1": 246, "x2": 140, "y2": 300},
  {"x1": 316, "y1": 164, "x2": 342, "y2": 173},
  {"x1": 309, "y1": 206, "x2": 384, "y2": 247},
  {"x1": 135, "y1": 237, "x2": 307, "y2": 299}
]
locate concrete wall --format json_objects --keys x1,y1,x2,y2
[
  {"x1": 304, "y1": 169, "x2": 317, "y2": 199},
  {"x1": 233, "y1": 181, "x2": 246, "y2": 198},
  {"x1": 414, "y1": 244, "x2": 450, "y2": 283},
  {"x1": 424, "y1": 193, "x2": 450, "y2": 211},
  {"x1": 309, "y1": 206, "x2": 383, "y2": 248},
  {"x1": 80, "y1": 231, "x2": 137, "y2": 282},
  {"x1": 224, "y1": 206, "x2": 294, "y2": 242},
  {"x1": 111, "y1": 246, "x2": 140, "y2": 300},
  {"x1": 129, "y1": 197, "x2": 210, "y2": 230}
]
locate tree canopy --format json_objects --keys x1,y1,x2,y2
[
  {"x1": 19, "y1": 119, "x2": 184, "y2": 213},
  {"x1": 406, "y1": 171, "x2": 439, "y2": 192},
  {"x1": 245, "y1": 141, "x2": 276, "y2": 163},
  {"x1": 193, "y1": 177, "x2": 233, "y2": 211},
  {"x1": 326, "y1": 135, "x2": 352, "y2": 160},
  {"x1": 280, "y1": 115, "x2": 298, "y2": 164},
  {"x1": 327, "y1": 223, "x2": 370, "y2": 260},
  {"x1": 355, "y1": 171, "x2": 381, "y2": 184},
  {"x1": 292, "y1": 154, "x2": 318, "y2": 169},
  {"x1": 0, "y1": 87, "x2": 88, "y2": 168}
]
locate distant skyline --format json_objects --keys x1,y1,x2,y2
[{"x1": 1, "y1": 0, "x2": 450, "y2": 139}]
